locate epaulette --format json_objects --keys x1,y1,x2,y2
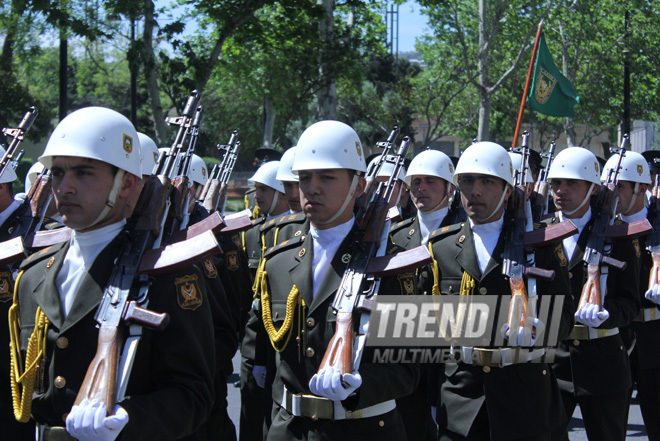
[
  {"x1": 276, "y1": 212, "x2": 306, "y2": 226},
  {"x1": 427, "y1": 222, "x2": 463, "y2": 242},
  {"x1": 19, "y1": 242, "x2": 65, "y2": 271},
  {"x1": 389, "y1": 216, "x2": 415, "y2": 233},
  {"x1": 259, "y1": 216, "x2": 280, "y2": 233},
  {"x1": 264, "y1": 234, "x2": 305, "y2": 258},
  {"x1": 251, "y1": 216, "x2": 266, "y2": 227}
]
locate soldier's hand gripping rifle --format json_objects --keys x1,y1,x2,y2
[
  {"x1": 75, "y1": 90, "x2": 222, "y2": 412},
  {"x1": 317, "y1": 137, "x2": 433, "y2": 377},
  {"x1": 503, "y1": 132, "x2": 557, "y2": 347},
  {"x1": 531, "y1": 141, "x2": 556, "y2": 222}
]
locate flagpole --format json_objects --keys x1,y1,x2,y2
[{"x1": 512, "y1": 21, "x2": 544, "y2": 148}]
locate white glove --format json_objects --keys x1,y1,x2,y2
[
  {"x1": 308, "y1": 367, "x2": 362, "y2": 402},
  {"x1": 575, "y1": 303, "x2": 610, "y2": 328},
  {"x1": 66, "y1": 399, "x2": 128, "y2": 441},
  {"x1": 252, "y1": 365, "x2": 267, "y2": 388},
  {"x1": 645, "y1": 284, "x2": 660, "y2": 305},
  {"x1": 501, "y1": 318, "x2": 544, "y2": 347}
]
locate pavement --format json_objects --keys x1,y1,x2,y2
[{"x1": 224, "y1": 351, "x2": 648, "y2": 440}]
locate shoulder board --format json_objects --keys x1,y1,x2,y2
[
  {"x1": 276, "y1": 212, "x2": 306, "y2": 226},
  {"x1": 251, "y1": 216, "x2": 266, "y2": 227},
  {"x1": 259, "y1": 216, "x2": 280, "y2": 232},
  {"x1": 427, "y1": 222, "x2": 463, "y2": 242},
  {"x1": 43, "y1": 219, "x2": 65, "y2": 230},
  {"x1": 264, "y1": 234, "x2": 305, "y2": 258},
  {"x1": 389, "y1": 217, "x2": 416, "y2": 233},
  {"x1": 19, "y1": 242, "x2": 65, "y2": 271}
]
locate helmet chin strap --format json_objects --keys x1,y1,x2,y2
[
  {"x1": 563, "y1": 183, "x2": 595, "y2": 217},
  {"x1": 267, "y1": 191, "x2": 280, "y2": 215},
  {"x1": 316, "y1": 174, "x2": 359, "y2": 226},
  {"x1": 622, "y1": 182, "x2": 641, "y2": 215},
  {"x1": 426, "y1": 183, "x2": 454, "y2": 213},
  {"x1": 474, "y1": 185, "x2": 508, "y2": 223},
  {"x1": 86, "y1": 170, "x2": 125, "y2": 230}
]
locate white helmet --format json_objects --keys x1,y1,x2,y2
[
  {"x1": 249, "y1": 161, "x2": 284, "y2": 193},
  {"x1": 292, "y1": 120, "x2": 366, "y2": 174},
  {"x1": 547, "y1": 147, "x2": 600, "y2": 185},
  {"x1": 190, "y1": 154, "x2": 208, "y2": 186},
  {"x1": 138, "y1": 133, "x2": 159, "y2": 176},
  {"x1": 0, "y1": 145, "x2": 18, "y2": 184},
  {"x1": 600, "y1": 151, "x2": 651, "y2": 185},
  {"x1": 370, "y1": 154, "x2": 406, "y2": 183},
  {"x1": 276, "y1": 147, "x2": 298, "y2": 182},
  {"x1": 24, "y1": 162, "x2": 44, "y2": 190},
  {"x1": 405, "y1": 149, "x2": 453, "y2": 186},
  {"x1": 508, "y1": 152, "x2": 533, "y2": 183},
  {"x1": 40, "y1": 107, "x2": 142, "y2": 177},
  {"x1": 454, "y1": 142, "x2": 513, "y2": 186}
]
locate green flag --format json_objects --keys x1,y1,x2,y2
[{"x1": 527, "y1": 34, "x2": 579, "y2": 117}]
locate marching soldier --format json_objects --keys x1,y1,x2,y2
[
  {"x1": 390, "y1": 149, "x2": 457, "y2": 249},
  {"x1": 244, "y1": 148, "x2": 283, "y2": 218},
  {"x1": 605, "y1": 151, "x2": 660, "y2": 440},
  {"x1": 428, "y1": 141, "x2": 573, "y2": 440},
  {"x1": 547, "y1": 147, "x2": 640, "y2": 441},
  {"x1": 7, "y1": 107, "x2": 216, "y2": 441},
  {"x1": 249, "y1": 120, "x2": 419, "y2": 440}
]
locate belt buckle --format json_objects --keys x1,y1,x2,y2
[{"x1": 297, "y1": 393, "x2": 334, "y2": 420}]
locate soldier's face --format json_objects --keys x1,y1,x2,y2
[
  {"x1": 283, "y1": 181, "x2": 302, "y2": 213},
  {"x1": 254, "y1": 183, "x2": 277, "y2": 214},
  {"x1": 298, "y1": 169, "x2": 365, "y2": 229},
  {"x1": 458, "y1": 173, "x2": 511, "y2": 224},
  {"x1": 410, "y1": 175, "x2": 448, "y2": 212},
  {"x1": 51, "y1": 156, "x2": 136, "y2": 232},
  {"x1": 550, "y1": 178, "x2": 593, "y2": 218},
  {"x1": 615, "y1": 180, "x2": 647, "y2": 215}
]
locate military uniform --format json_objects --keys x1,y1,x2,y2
[
  {"x1": 627, "y1": 209, "x2": 660, "y2": 440},
  {"x1": 429, "y1": 220, "x2": 574, "y2": 441},
  {"x1": 250, "y1": 225, "x2": 420, "y2": 441},
  {"x1": 243, "y1": 215, "x2": 267, "y2": 279},
  {"x1": 547, "y1": 215, "x2": 641, "y2": 441},
  {"x1": 11, "y1": 233, "x2": 216, "y2": 441}
]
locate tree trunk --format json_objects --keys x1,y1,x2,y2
[
  {"x1": 476, "y1": 0, "x2": 491, "y2": 141},
  {"x1": 261, "y1": 97, "x2": 275, "y2": 149},
  {"x1": 317, "y1": 0, "x2": 337, "y2": 120},
  {"x1": 142, "y1": 0, "x2": 168, "y2": 145}
]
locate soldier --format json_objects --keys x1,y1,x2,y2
[
  {"x1": 7, "y1": 107, "x2": 216, "y2": 441},
  {"x1": 0, "y1": 147, "x2": 37, "y2": 440},
  {"x1": 604, "y1": 151, "x2": 660, "y2": 440},
  {"x1": 244, "y1": 148, "x2": 283, "y2": 218},
  {"x1": 547, "y1": 147, "x2": 640, "y2": 441},
  {"x1": 428, "y1": 141, "x2": 573, "y2": 441},
  {"x1": 242, "y1": 160, "x2": 290, "y2": 279},
  {"x1": 249, "y1": 120, "x2": 419, "y2": 441},
  {"x1": 390, "y1": 149, "x2": 457, "y2": 249}
]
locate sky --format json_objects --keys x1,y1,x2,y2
[{"x1": 395, "y1": 1, "x2": 429, "y2": 53}]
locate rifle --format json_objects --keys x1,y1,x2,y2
[
  {"x1": 75, "y1": 90, "x2": 222, "y2": 411},
  {"x1": 577, "y1": 139, "x2": 627, "y2": 311},
  {"x1": 503, "y1": 131, "x2": 558, "y2": 346},
  {"x1": 201, "y1": 130, "x2": 240, "y2": 215},
  {"x1": 531, "y1": 141, "x2": 556, "y2": 222},
  {"x1": 318, "y1": 136, "x2": 433, "y2": 376},
  {"x1": 354, "y1": 126, "x2": 400, "y2": 218}
]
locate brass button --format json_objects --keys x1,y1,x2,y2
[
  {"x1": 311, "y1": 415, "x2": 319, "y2": 422},
  {"x1": 54, "y1": 376, "x2": 66, "y2": 388},
  {"x1": 458, "y1": 235, "x2": 466, "y2": 243},
  {"x1": 448, "y1": 285, "x2": 454, "y2": 293},
  {"x1": 378, "y1": 420, "x2": 385, "y2": 427},
  {"x1": 305, "y1": 347, "x2": 315, "y2": 358},
  {"x1": 421, "y1": 271, "x2": 428, "y2": 278},
  {"x1": 56, "y1": 336, "x2": 69, "y2": 349},
  {"x1": 569, "y1": 272, "x2": 573, "y2": 279},
  {"x1": 294, "y1": 230, "x2": 302, "y2": 236},
  {"x1": 299, "y1": 248, "x2": 306, "y2": 258},
  {"x1": 482, "y1": 366, "x2": 491, "y2": 373},
  {"x1": 542, "y1": 369, "x2": 547, "y2": 375},
  {"x1": 479, "y1": 287, "x2": 487, "y2": 295},
  {"x1": 274, "y1": 311, "x2": 279, "y2": 319},
  {"x1": 573, "y1": 340, "x2": 580, "y2": 346},
  {"x1": 306, "y1": 318, "x2": 316, "y2": 328},
  {"x1": 620, "y1": 345, "x2": 624, "y2": 350},
  {"x1": 408, "y1": 229, "x2": 415, "y2": 236}
]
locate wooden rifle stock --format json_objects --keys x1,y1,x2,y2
[
  {"x1": 649, "y1": 253, "x2": 660, "y2": 295},
  {"x1": 507, "y1": 277, "x2": 529, "y2": 329},
  {"x1": 578, "y1": 264, "x2": 603, "y2": 310},
  {"x1": 318, "y1": 311, "x2": 354, "y2": 376},
  {"x1": 75, "y1": 326, "x2": 121, "y2": 411},
  {"x1": 202, "y1": 180, "x2": 222, "y2": 213}
]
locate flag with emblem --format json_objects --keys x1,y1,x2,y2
[{"x1": 527, "y1": 34, "x2": 579, "y2": 117}]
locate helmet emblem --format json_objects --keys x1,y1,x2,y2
[
  {"x1": 449, "y1": 164, "x2": 454, "y2": 173},
  {"x1": 123, "y1": 134, "x2": 133, "y2": 153},
  {"x1": 202, "y1": 167, "x2": 207, "y2": 178},
  {"x1": 356, "y1": 142, "x2": 362, "y2": 158},
  {"x1": 594, "y1": 161, "x2": 598, "y2": 172},
  {"x1": 637, "y1": 164, "x2": 643, "y2": 175}
]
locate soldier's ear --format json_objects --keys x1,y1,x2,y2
[
  {"x1": 119, "y1": 173, "x2": 140, "y2": 199},
  {"x1": 353, "y1": 175, "x2": 367, "y2": 199}
]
